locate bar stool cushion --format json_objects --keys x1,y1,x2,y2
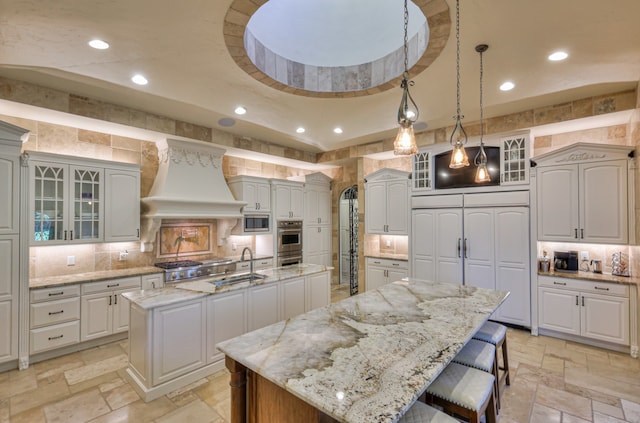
[
  {"x1": 426, "y1": 362, "x2": 495, "y2": 412},
  {"x1": 452, "y1": 339, "x2": 496, "y2": 373},
  {"x1": 399, "y1": 401, "x2": 459, "y2": 423},
  {"x1": 473, "y1": 321, "x2": 506, "y2": 345}
]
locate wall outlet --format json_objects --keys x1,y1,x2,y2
[
  {"x1": 119, "y1": 251, "x2": 128, "y2": 261},
  {"x1": 580, "y1": 251, "x2": 589, "y2": 260},
  {"x1": 385, "y1": 239, "x2": 392, "y2": 247},
  {"x1": 67, "y1": 256, "x2": 75, "y2": 266},
  {"x1": 232, "y1": 243, "x2": 237, "y2": 251}
]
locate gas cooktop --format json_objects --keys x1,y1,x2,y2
[
  {"x1": 153, "y1": 258, "x2": 236, "y2": 283},
  {"x1": 154, "y1": 260, "x2": 202, "y2": 270}
]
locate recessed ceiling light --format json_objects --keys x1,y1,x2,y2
[
  {"x1": 131, "y1": 74, "x2": 148, "y2": 85},
  {"x1": 296, "y1": 127, "x2": 305, "y2": 134},
  {"x1": 218, "y1": 118, "x2": 236, "y2": 127},
  {"x1": 548, "y1": 51, "x2": 569, "y2": 61},
  {"x1": 234, "y1": 106, "x2": 247, "y2": 115},
  {"x1": 333, "y1": 127, "x2": 343, "y2": 134},
  {"x1": 88, "y1": 39, "x2": 109, "y2": 50},
  {"x1": 499, "y1": 81, "x2": 515, "y2": 91}
]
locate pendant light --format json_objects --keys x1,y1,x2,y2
[
  {"x1": 449, "y1": 0, "x2": 469, "y2": 168},
  {"x1": 474, "y1": 44, "x2": 491, "y2": 183},
  {"x1": 393, "y1": 0, "x2": 419, "y2": 156}
]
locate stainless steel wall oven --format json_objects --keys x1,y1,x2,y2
[{"x1": 277, "y1": 220, "x2": 302, "y2": 266}]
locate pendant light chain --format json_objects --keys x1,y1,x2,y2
[
  {"x1": 455, "y1": 0, "x2": 461, "y2": 118},
  {"x1": 479, "y1": 45, "x2": 484, "y2": 142},
  {"x1": 403, "y1": 0, "x2": 409, "y2": 77}
]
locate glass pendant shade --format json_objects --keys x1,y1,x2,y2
[
  {"x1": 394, "y1": 122, "x2": 418, "y2": 155},
  {"x1": 449, "y1": 119, "x2": 469, "y2": 168},
  {"x1": 474, "y1": 162, "x2": 490, "y2": 183}
]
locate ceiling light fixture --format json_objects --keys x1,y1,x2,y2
[
  {"x1": 234, "y1": 106, "x2": 247, "y2": 115},
  {"x1": 393, "y1": 0, "x2": 419, "y2": 156},
  {"x1": 448, "y1": 0, "x2": 469, "y2": 168},
  {"x1": 131, "y1": 74, "x2": 148, "y2": 85},
  {"x1": 296, "y1": 127, "x2": 305, "y2": 134},
  {"x1": 548, "y1": 51, "x2": 568, "y2": 61},
  {"x1": 88, "y1": 39, "x2": 109, "y2": 50},
  {"x1": 333, "y1": 127, "x2": 343, "y2": 134},
  {"x1": 474, "y1": 44, "x2": 491, "y2": 183},
  {"x1": 499, "y1": 81, "x2": 515, "y2": 91}
]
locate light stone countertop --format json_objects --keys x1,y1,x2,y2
[
  {"x1": 538, "y1": 270, "x2": 640, "y2": 286},
  {"x1": 29, "y1": 266, "x2": 164, "y2": 289},
  {"x1": 365, "y1": 253, "x2": 408, "y2": 261},
  {"x1": 123, "y1": 263, "x2": 332, "y2": 310},
  {"x1": 216, "y1": 278, "x2": 508, "y2": 423}
]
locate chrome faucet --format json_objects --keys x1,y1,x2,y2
[{"x1": 241, "y1": 246, "x2": 254, "y2": 283}]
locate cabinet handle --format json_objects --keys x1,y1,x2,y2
[
  {"x1": 581, "y1": 228, "x2": 584, "y2": 239},
  {"x1": 457, "y1": 238, "x2": 461, "y2": 258},
  {"x1": 64, "y1": 230, "x2": 68, "y2": 240},
  {"x1": 69, "y1": 230, "x2": 73, "y2": 240},
  {"x1": 107, "y1": 283, "x2": 120, "y2": 288},
  {"x1": 463, "y1": 238, "x2": 468, "y2": 258},
  {"x1": 48, "y1": 310, "x2": 64, "y2": 315},
  {"x1": 576, "y1": 295, "x2": 579, "y2": 306},
  {"x1": 594, "y1": 286, "x2": 610, "y2": 291},
  {"x1": 553, "y1": 281, "x2": 567, "y2": 286},
  {"x1": 392, "y1": 263, "x2": 399, "y2": 266},
  {"x1": 373, "y1": 261, "x2": 381, "y2": 264},
  {"x1": 152, "y1": 282, "x2": 156, "y2": 289},
  {"x1": 48, "y1": 291, "x2": 64, "y2": 296},
  {"x1": 109, "y1": 295, "x2": 112, "y2": 306},
  {"x1": 582, "y1": 296, "x2": 585, "y2": 307},
  {"x1": 48, "y1": 334, "x2": 64, "y2": 341},
  {"x1": 384, "y1": 270, "x2": 388, "y2": 277},
  {"x1": 318, "y1": 227, "x2": 321, "y2": 233},
  {"x1": 114, "y1": 294, "x2": 118, "y2": 305},
  {"x1": 137, "y1": 229, "x2": 140, "y2": 237},
  {"x1": 574, "y1": 228, "x2": 578, "y2": 239}
]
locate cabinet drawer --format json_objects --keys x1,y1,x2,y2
[
  {"x1": 581, "y1": 282, "x2": 628, "y2": 297},
  {"x1": 538, "y1": 276, "x2": 629, "y2": 297},
  {"x1": 366, "y1": 257, "x2": 408, "y2": 270},
  {"x1": 82, "y1": 276, "x2": 141, "y2": 295},
  {"x1": 30, "y1": 320, "x2": 80, "y2": 354},
  {"x1": 31, "y1": 285, "x2": 80, "y2": 303},
  {"x1": 30, "y1": 297, "x2": 80, "y2": 328}
]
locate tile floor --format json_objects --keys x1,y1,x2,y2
[{"x1": 1, "y1": 282, "x2": 639, "y2": 422}]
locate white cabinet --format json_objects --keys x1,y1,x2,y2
[
  {"x1": 281, "y1": 277, "x2": 306, "y2": 320},
  {"x1": 80, "y1": 276, "x2": 141, "y2": 341},
  {"x1": 104, "y1": 168, "x2": 140, "y2": 241},
  {"x1": 228, "y1": 175, "x2": 271, "y2": 212},
  {"x1": 0, "y1": 153, "x2": 19, "y2": 234},
  {"x1": 365, "y1": 169, "x2": 410, "y2": 235},
  {"x1": 272, "y1": 180, "x2": 304, "y2": 220},
  {"x1": 534, "y1": 144, "x2": 632, "y2": 244},
  {"x1": 303, "y1": 173, "x2": 332, "y2": 266},
  {"x1": 236, "y1": 257, "x2": 274, "y2": 272},
  {"x1": 0, "y1": 235, "x2": 18, "y2": 362},
  {"x1": 247, "y1": 282, "x2": 280, "y2": 331},
  {"x1": 365, "y1": 257, "x2": 408, "y2": 292},
  {"x1": 307, "y1": 271, "x2": 331, "y2": 311},
  {"x1": 141, "y1": 273, "x2": 164, "y2": 290},
  {"x1": 411, "y1": 192, "x2": 531, "y2": 326},
  {"x1": 207, "y1": 290, "x2": 246, "y2": 364},
  {"x1": 152, "y1": 299, "x2": 207, "y2": 385},
  {"x1": 538, "y1": 276, "x2": 629, "y2": 345},
  {"x1": 29, "y1": 284, "x2": 81, "y2": 354},
  {"x1": 29, "y1": 152, "x2": 140, "y2": 245}
]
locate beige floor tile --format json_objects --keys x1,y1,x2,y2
[
  {"x1": 0, "y1": 399, "x2": 8, "y2": 423},
  {"x1": 593, "y1": 400, "x2": 625, "y2": 419},
  {"x1": 0, "y1": 369, "x2": 37, "y2": 401},
  {"x1": 33, "y1": 354, "x2": 85, "y2": 380},
  {"x1": 562, "y1": 414, "x2": 591, "y2": 423},
  {"x1": 68, "y1": 371, "x2": 123, "y2": 395},
  {"x1": 103, "y1": 383, "x2": 140, "y2": 410},
  {"x1": 98, "y1": 377, "x2": 125, "y2": 393},
  {"x1": 43, "y1": 389, "x2": 110, "y2": 423},
  {"x1": 544, "y1": 345, "x2": 588, "y2": 366},
  {"x1": 154, "y1": 399, "x2": 223, "y2": 423},
  {"x1": 541, "y1": 355, "x2": 565, "y2": 373},
  {"x1": 88, "y1": 397, "x2": 177, "y2": 423},
  {"x1": 565, "y1": 341, "x2": 610, "y2": 359},
  {"x1": 566, "y1": 366, "x2": 640, "y2": 404},
  {"x1": 526, "y1": 334, "x2": 567, "y2": 349},
  {"x1": 9, "y1": 378, "x2": 70, "y2": 416},
  {"x1": 593, "y1": 411, "x2": 626, "y2": 422},
  {"x1": 564, "y1": 383, "x2": 621, "y2": 407},
  {"x1": 8, "y1": 406, "x2": 46, "y2": 423},
  {"x1": 622, "y1": 399, "x2": 640, "y2": 423},
  {"x1": 535, "y1": 384, "x2": 592, "y2": 421},
  {"x1": 510, "y1": 349, "x2": 544, "y2": 368},
  {"x1": 530, "y1": 403, "x2": 561, "y2": 422},
  {"x1": 608, "y1": 352, "x2": 640, "y2": 371},
  {"x1": 515, "y1": 363, "x2": 565, "y2": 390},
  {"x1": 495, "y1": 377, "x2": 537, "y2": 422},
  {"x1": 80, "y1": 343, "x2": 127, "y2": 365},
  {"x1": 64, "y1": 355, "x2": 128, "y2": 386}
]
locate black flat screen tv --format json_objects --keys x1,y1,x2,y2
[{"x1": 434, "y1": 146, "x2": 500, "y2": 189}]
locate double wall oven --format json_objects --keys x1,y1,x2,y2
[{"x1": 276, "y1": 220, "x2": 302, "y2": 266}]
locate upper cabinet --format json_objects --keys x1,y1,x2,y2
[
  {"x1": 272, "y1": 179, "x2": 304, "y2": 220},
  {"x1": 365, "y1": 168, "x2": 410, "y2": 235},
  {"x1": 304, "y1": 173, "x2": 332, "y2": 225},
  {"x1": 534, "y1": 143, "x2": 634, "y2": 244},
  {"x1": 0, "y1": 153, "x2": 19, "y2": 235},
  {"x1": 28, "y1": 152, "x2": 140, "y2": 245},
  {"x1": 228, "y1": 175, "x2": 271, "y2": 213},
  {"x1": 411, "y1": 132, "x2": 530, "y2": 195}
]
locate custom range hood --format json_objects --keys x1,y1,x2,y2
[{"x1": 140, "y1": 138, "x2": 246, "y2": 251}]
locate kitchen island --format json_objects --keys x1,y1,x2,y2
[
  {"x1": 122, "y1": 264, "x2": 332, "y2": 401},
  {"x1": 217, "y1": 278, "x2": 508, "y2": 423}
]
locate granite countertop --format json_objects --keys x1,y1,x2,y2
[
  {"x1": 123, "y1": 263, "x2": 332, "y2": 310},
  {"x1": 365, "y1": 253, "x2": 408, "y2": 261},
  {"x1": 30, "y1": 266, "x2": 164, "y2": 289},
  {"x1": 538, "y1": 270, "x2": 640, "y2": 286},
  {"x1": 217, "y1": 278, "x2": 508, "y2": 423}
]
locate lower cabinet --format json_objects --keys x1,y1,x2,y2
[
  {"x1": 81, "y1": 276, "x2": 141, "y2": 341},
  {"x1": 281, "y1": 277, "x2": 306, "y2": 321},
  {"x1": 365, "y1": 258, "x2": 408, "y2": 292},
  {"x1": 141, "y1": 273, "x2": 164, "y2": 290},
  {"x1": 248, "y1": 282, "x2": 280, "y2": 331},
  {"x1": 207, "y1": 290, "x2": 247, "y2": 364},
  {"x1": 307, "y1": 271, "x2": 331, "y2": 311},
  {"x1": 29, "y1": 284, "x2": 81, "y2": 354},
  {"x1": 538, "y1": 276, "x2": 630, "y2": 345}
]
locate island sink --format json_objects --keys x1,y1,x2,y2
[{"x1": 211, "y1": 273, "x2": 266, "y2": 286}]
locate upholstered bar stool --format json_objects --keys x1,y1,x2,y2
[
  {"x1": 452, "y1": 338, "x2": 500, "y2": 410},
  {"x1": 398, "y1": 401, "x2": 459, "y2": 423},
  {"x1": 472, "y1": 321, "x2": 510, "y2": 399},
  {"x1": 424, "y1": 362, "x2": 497, "y2": 423}
]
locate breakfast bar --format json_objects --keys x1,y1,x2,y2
[{"x1": 217, "y1": 279, "x2": 509, "y2": 423}]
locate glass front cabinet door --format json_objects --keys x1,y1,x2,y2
[
  {"x1": 31, "y1": 160, "x2": 104, "y2": 244},
  {"x1": 500, "y1": 134, "x2": 529, "y2": 185}
]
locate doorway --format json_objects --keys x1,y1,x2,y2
[{"x1": 339, "y1": 186, "x2": 358, "y2": 295}]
